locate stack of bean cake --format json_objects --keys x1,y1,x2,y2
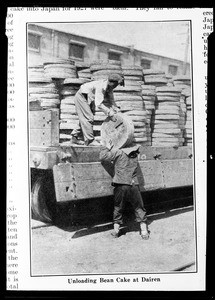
[{"x1": 151, "y1": 86, "x2": 184, "y2": 147}]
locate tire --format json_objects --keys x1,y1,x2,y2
[{"x1": 31, "y1": 174, "x2": 56, "y2": 223}]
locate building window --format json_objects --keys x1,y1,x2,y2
[
  {"x1": 28, "y1": 32, "x2": 41, "y2": 52},
  {"x1": 168, "y1": 65, "x2": 178, "y2": 75},
  {"x1": 141, "y1": 59, "x2": 151, "y2": 69},
  {"x1": 69, "y1": 40, "x2": 86, "y2": 60},
  {"x1": 108, "y1": 49, "x2": 123, "y2": 62},
  {"x1": 108, "y1": 52, "x2": 121, "y2": 61}
]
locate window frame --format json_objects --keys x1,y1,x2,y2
[
  {"x1": 141, "y1": 57, "x2": 152, "y2": 70},
  {"x1": 69, "y1": 39, "x2": 86, "y2": 61},
  {"x1": 28, "y1": 30, "x2": 42, "y2": 53},
  {"x1": 168, "y1": 64, "x2": 179, "y2": 76},
  {"x1": 108, "y1": 49, "x2": 123, "y2": 62}
]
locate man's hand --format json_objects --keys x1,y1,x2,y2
[
  {"x1": 113, "y1": 106, "x2": 121, "y2": 113},
  {"x1": 106, "y1": 139, "x2": 113, "y2": 150},
  {"x1": 108, "y1": 109, "x2": 117, "y2": 122},
  {"x1": 109, "y1": 114, "x2": 117, "y2": 122},
  {"x1": 101, "y1": 139, "x2": 113, "y2": 150}
]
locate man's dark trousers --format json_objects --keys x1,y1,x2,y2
[{"x1": 113, "y1": 184, "x2": 147, "y2": 225}]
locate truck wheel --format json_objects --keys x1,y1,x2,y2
[{"x1": 31, "y1": 175, "x2": 56, "y2": 223}]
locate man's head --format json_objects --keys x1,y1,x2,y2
[{"x1": 107, "y1": 74, "x2": 125, "y2": 89}]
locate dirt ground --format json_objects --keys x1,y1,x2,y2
[{"x1": 31, "y1": 206, "x2": 196, "y2": 275}]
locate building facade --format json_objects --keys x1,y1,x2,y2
[{"x1": 28, "y1": 24, "x2": 190, "y2": 76}]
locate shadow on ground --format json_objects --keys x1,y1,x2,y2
[
  {"x1": 32, "y1": 186, "x2": 194, "y2": 239},
  {"x1": 60, "y1": 205, "x2": 194, "y2": 240}
]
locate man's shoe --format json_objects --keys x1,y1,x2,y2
[
  {"x1": 111, "y1": 231, "x2": 120, "y2": 238},
  {"x1": 140, "y1": 230, "x2": 150, "y2": 240},
  {"x1": 87, "y1": 140, "x2": 101, "y2": 147},
  {"x1": 71, "y1": 136, "x2": 85, "y2": 145}
]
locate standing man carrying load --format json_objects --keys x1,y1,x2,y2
[
  {"x1": 100, "y1": 140, "x2": 150, "y2": 239},
  {"x1": 71, "y1": 74, "x2": 124, "y2": 146}
]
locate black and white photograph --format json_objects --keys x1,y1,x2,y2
[
  {"x1": 28, "y1": 21, "x2": 195, "y2": 276},
  {"x1": 6, "y1": 7, "x2": 211, "y2": 291}
]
